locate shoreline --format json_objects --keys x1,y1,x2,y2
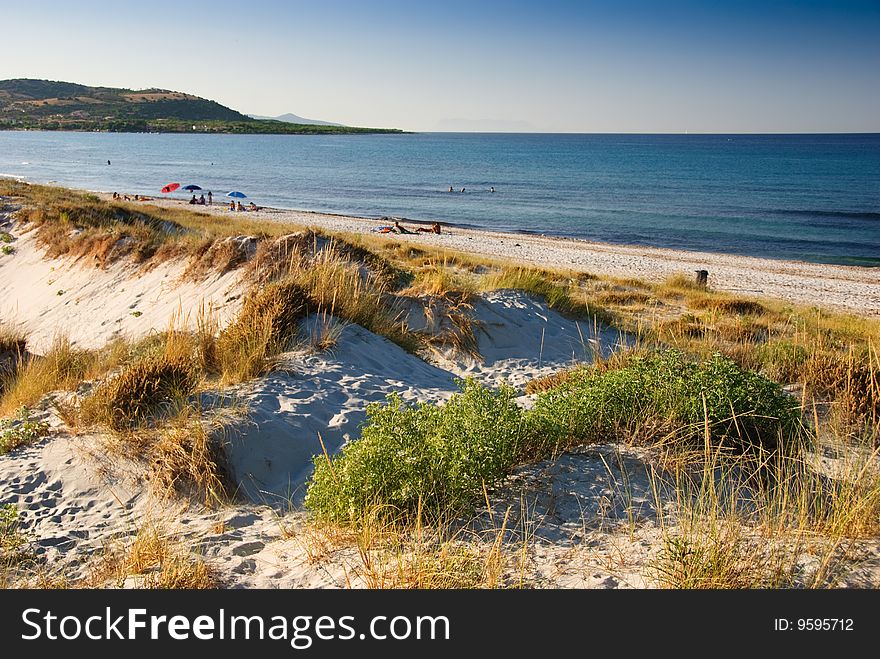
[
  {"x1": 4, "y1": 177, "x2": 878, "y2": 317},
  {"x1": 133, "y1": 194, "x2": 880, "y2": 317}
]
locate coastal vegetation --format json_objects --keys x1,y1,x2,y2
[
  {"x1": 0, "y1": 79, "x2": 404, "y2": 134},
  {"x1": 1, "y1": 180, "x2": 878, "y2": 588}
]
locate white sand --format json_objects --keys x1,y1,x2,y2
[
  {"x1": 425, "y1": 289, "x2": 629, "y2": 388},
  {"x1": 0, "y1": 228, "x2": 244, "y2": 353},
  {"x1": 224, "y1": 318, "x2": 458, "y2": 504}
]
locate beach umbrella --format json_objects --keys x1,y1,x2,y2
[
  {"x1": 182, "y1": 184, "x2": 202, "y2": 191},
  {"x1": 161, "y1": 182, "x2": 180, "y2": 193},
  {"x1": 226, "y1": 191, "x2": 247, "y2": 198}
]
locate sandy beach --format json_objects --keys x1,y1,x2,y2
[
  {"x1": 2, "y1": 186, "x2": 878, "y2": 592},
  {"x1": 140, "y1": 196, "x2": 880, "y2": 317}
]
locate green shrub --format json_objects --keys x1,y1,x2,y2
[
  {"x1": 0, "y1": 504, "x2": 26, "y2": 555},
  {"x1": 0, "y1": 407, "x2": 50, "y2": 454},
  {"x1": 305, "y1": 380, "x2": 528, "y2": 524},
  {"x1": 530, "y1": 350, "x2": 804, "y2": 456}
]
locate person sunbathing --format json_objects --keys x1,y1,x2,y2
[
  {"x1": 416, "y1": 222, "x2": 442, "y2": 234},
  {"x1": 393, "y1": 220, "x2": 414, "y2": 234}
]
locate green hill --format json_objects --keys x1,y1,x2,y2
[{"x1": 0, "y1": 79, "x2": 404, "y2": 134}]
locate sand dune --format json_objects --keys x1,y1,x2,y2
[
  {"x1": 0, "y1": 229, "x2": 244, "y2": 353},
  {"x1": 2, "y1": 195, "x2": 878, "y2": 589}
]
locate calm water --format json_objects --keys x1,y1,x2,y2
[{"x1": 1, "y1": 131, "x2": 878, "y2": 266}]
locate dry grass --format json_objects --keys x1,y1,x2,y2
[
  {"x1": 88, "y1": 523, "x2": 216, "y2": 589},
  {"x1": 649, "y1": 429, "x2": 880, "y2": 589},
  {"x1": 403, "y1": 264, "x2": 477, "y2": 299},
  {"x1": 0, "y1": 336, "x2": 92, "y2": 417},
  {"x1": 78, "y1": 352, "x2": 199, "y2": 430},
  {"x1": 148, "y1": 403, "x2": 232, "y2": 506},
  {"x1": 215, "y1": 280, "x2": 312, "y2": 383},
  {"x1": 0, "y1": 325, "x2": 27, "y2": 395},
  {"x1": 302, "y1": 312, "x2": 348, "y2": 353},
  {"x1": 596, "y1": 289, "x2": 654, "y2": 307},
  {"x1": 302, "y1": 503, "x2": 523, "y2": 589},
  {"x1": 420, "y1": 295, "x2": 482, "y2": 361},
  {"x1": 284, "y1": 245, "x2": 418, "y2": 352},
  {"x1": 687, "y1": 294, "x2": 767, "y2": 316},
  {"x1": 659, "y1": 272, "x2": 709, "y2": 294}
]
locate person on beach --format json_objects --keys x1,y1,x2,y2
[
  {"x1": 229, "y1": 200, "x2": 235, "y2": 211},
  {"x1": 198, "y1": 194, "x2": 206, "y2": 205},
  {"x1": 189, "y1": 195, "x2": 197, "y2": 204},
  {"x1": 236, "y1": 201, "x2": 245, "y2": 212},
  {"x1": 415, "y1": 222, "x2": 443, "y2": 235},
  {"x1": 393, "y1": 220, "x2": 414, "y2": 234},
  {"x1": 248, "y1": 202, "x2": 258, "y2": 211},
  {"x1": 207, "y1": 191, "x2": 212, "y2": 206}
]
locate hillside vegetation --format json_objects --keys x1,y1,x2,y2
[{"x1": 0, "y1": 79, "x2": 404, "y2": 134}]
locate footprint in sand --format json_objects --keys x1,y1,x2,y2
[{"x1": 231, "y1": 541, "x2": 266, "y2": 557}]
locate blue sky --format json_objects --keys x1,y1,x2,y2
[{"x1": 1, "y1": 0, "x2": 878, "y2": 132}]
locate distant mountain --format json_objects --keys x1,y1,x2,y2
[
  {"x1": 0, "y1": 79, "x2": 404, "y2": 134},
  {"x1": 248, "y1": 112, "x2": 341, "y2": 127}
]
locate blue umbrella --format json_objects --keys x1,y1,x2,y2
[
  {"x1": 226, "y1": 191, "x2": 247, "y2": 198},
  {"x1": 182, "y1": 184, "x2": 202, "y2": 191}
]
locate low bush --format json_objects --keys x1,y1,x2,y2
[
  {"x1": 0, "y1": 406, "x2": 50, "y2": 454},
  {"x1": 305, "y1": 380, "x2": 528, "y2": 524},
  {"x1": 529, "y1": 350, "x2": 805, "y2": 456}
]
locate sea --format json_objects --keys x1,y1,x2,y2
[{"x1": 1, "y1": 131, "x2": 878, "y2": 267}]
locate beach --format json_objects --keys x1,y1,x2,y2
[
  {"x1": 141, "y1": 196, "x2": 880, "y2": 317},
  {"x1": 2, "y1": 181, "x2": 879, "y2": 592}
]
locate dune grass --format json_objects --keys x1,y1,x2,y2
[
  {"x1": 215, "y1": 280, "x2": 312, "y2": 382},
  {"x1": 0, "y1": 336, "x2": 95, "y2": 417},
  {"x1": 78, "y1": 352, "x2": 199, "y2": 431},
  {"x1": 77, "y1": 522, "x2": 217, "y2": 589},
  {"x1": 480, "y1": 266, "x2": 616, "y2": 326}
]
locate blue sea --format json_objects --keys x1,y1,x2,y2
[{"x1": 1, "y1": 131, "x2": 878, "y2": 266}]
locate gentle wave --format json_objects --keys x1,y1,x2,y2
[{"x1": 763, "y1": 209, "x2": 880, "y2": 222}]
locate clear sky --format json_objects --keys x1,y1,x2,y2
[{"x1": 2, "y1": 0, "x2": 878, "y2": 132}]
